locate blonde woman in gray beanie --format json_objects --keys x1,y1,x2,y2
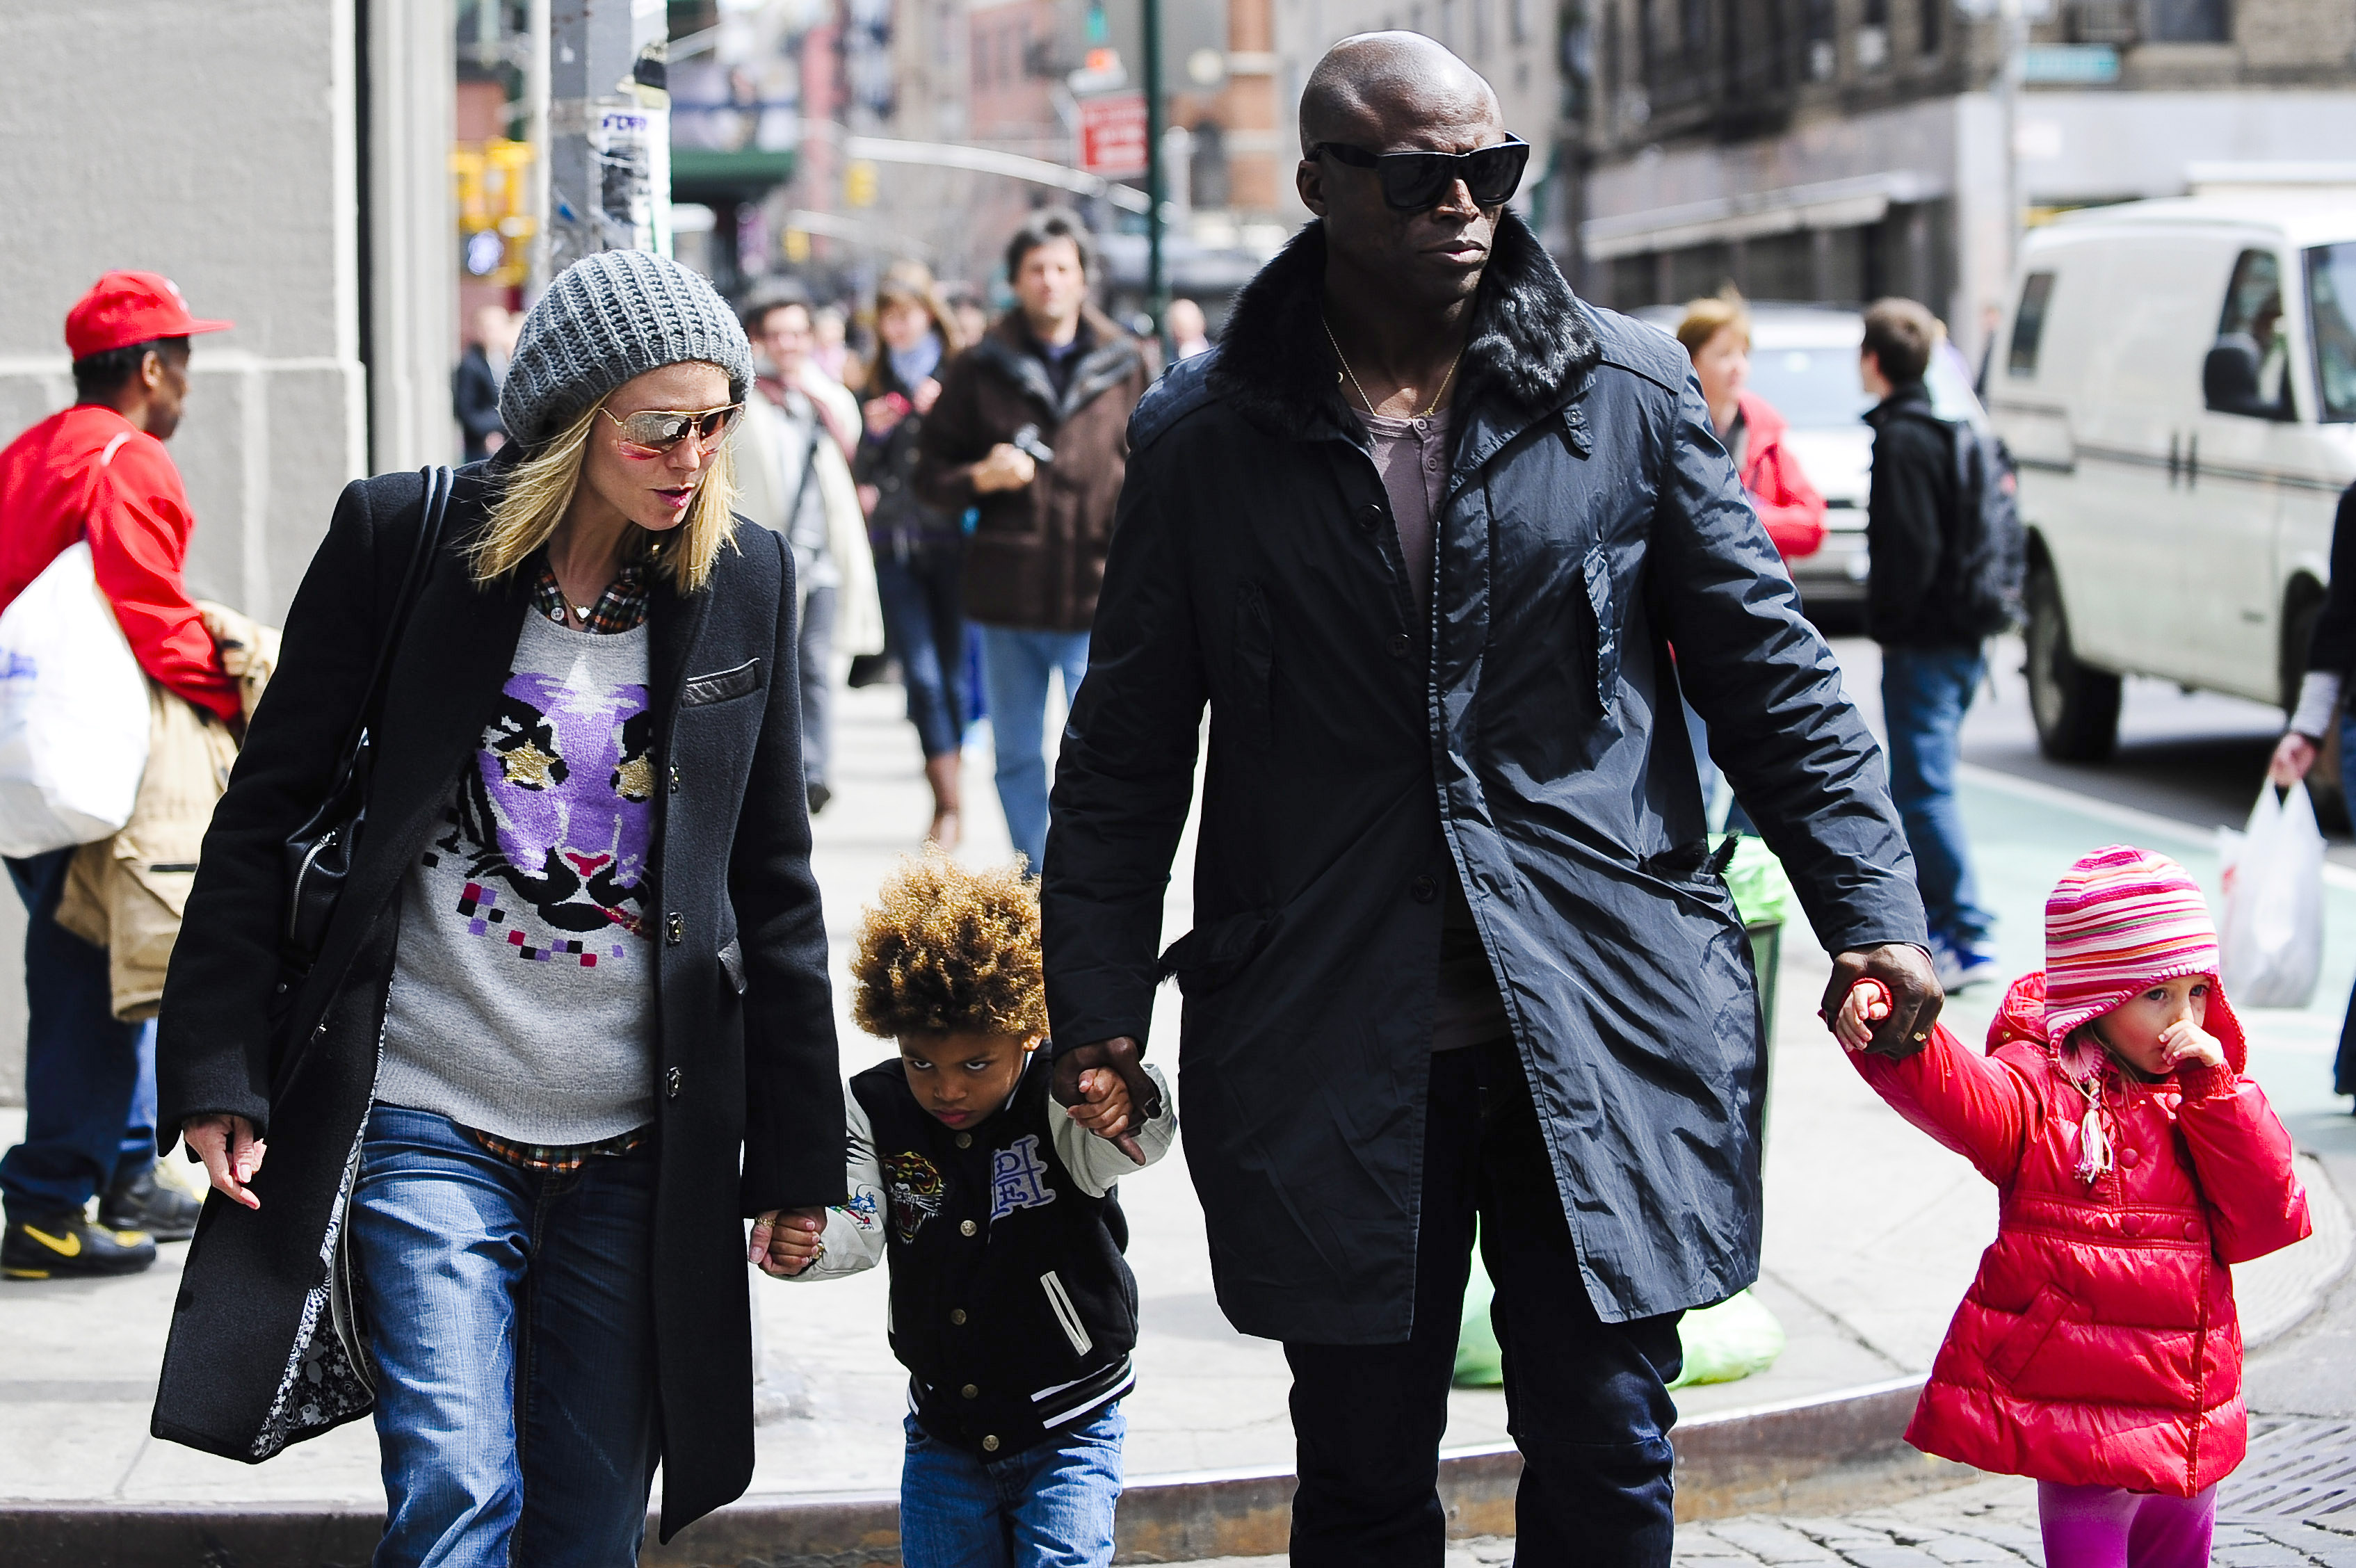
[{"x1": 151, "y1": 249, "x2": 843, "y2": 1561}]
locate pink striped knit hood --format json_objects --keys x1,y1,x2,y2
[{"x1": 2039, "y1": 844, "x2": 2246, "y2": 1075}]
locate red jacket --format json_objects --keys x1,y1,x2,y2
[
  {"x1": 1852, "y1": 973, "x2": 2309, "y2": 1495},
  {"x1": 1734, "y1": 392, "x2": 1827, "y2": 561},
  {"x1": 0, "y1": 405, "x2": 238, "y2": 722}
]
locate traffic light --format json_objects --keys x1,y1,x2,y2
[{"x1": 844, "y1": 160, "x2": 878, "y2": 208}]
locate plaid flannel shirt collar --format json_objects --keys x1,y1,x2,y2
[{"x1": 532, "y1": 559, "x2": 651, "y2": 634}]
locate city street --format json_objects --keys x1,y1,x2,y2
[{"x1": 7, "y1": 631, "x2": 2356, "y2": 1562}]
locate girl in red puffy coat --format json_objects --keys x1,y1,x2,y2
[{"x1": 1831, "y1": 844, "x2": 2311, "y2": 1567}]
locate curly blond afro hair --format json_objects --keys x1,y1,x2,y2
[{"x1": 851, "y1": 852, "x2": 1049, "y2": 1040}]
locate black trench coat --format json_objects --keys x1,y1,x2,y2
[
  {"x1": 150, "y1": 460, "x2": 842, "y2": 1539},
  {"x1": 1041, "y1": 215, "x2": 1924, "y2": 1344}
]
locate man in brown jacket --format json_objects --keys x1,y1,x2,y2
[{"x1": 914, "y1": 209, "x2": 1152, "y2": 871}]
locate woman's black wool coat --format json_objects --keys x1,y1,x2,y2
[
  {"x1": 150, "y1": 460, "x2": 843, "y2": 1539},
  {"x1": 1042, "y1": 214, "x2": 1925, "y2": 1345}
]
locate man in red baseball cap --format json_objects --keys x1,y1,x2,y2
[{"x1": 0, "y1": 272, "x2": 236, "y2": 1281}]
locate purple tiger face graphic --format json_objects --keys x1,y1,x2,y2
[{"x1": 448, "y1": 670, "x2": 654, "y2": 939}]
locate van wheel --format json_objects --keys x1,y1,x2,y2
[{"x1": 2025, "y1": 563, "x2": 2120, "y2": 761}]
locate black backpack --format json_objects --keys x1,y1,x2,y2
[{"x1": 1896, "y1": 407, "x2": 2026, "y2": 637}]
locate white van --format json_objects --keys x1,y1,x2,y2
[{"x1": 1986, "y1": 195, "x2": 2356, "y2": 768}]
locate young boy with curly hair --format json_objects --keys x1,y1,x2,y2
[{"x1": 753, "y1": 852, "x2": 1175, "y2": 1567}]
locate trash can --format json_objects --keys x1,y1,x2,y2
[{"x1": 1722, "y1": 836, "x2": 1795, "y2": 1054}]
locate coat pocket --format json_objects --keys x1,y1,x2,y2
[
  {"x1": 1232, "y1": 582, "x2": 1273, "y2": 750},
  {"x1": 1988, "y1": 1284, "x2": 2072, "y2": 1387},
  {"x1": 1040, "y1": 1269, "x2": 1095, "y2": 1356},
  {"x1": 682, "y1": 658, "x2": 763, "y2": 706},
  {"x1": 1582, "y1": 544, "x2": 1618, "y2": 711},
  {"x1": 1157, "y1": 909, "x2": 1278, "y2": 996},
  {"x1": 718, "y1": 937, "x2": 746, "y2": 995}
]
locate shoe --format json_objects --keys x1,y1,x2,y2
[
  {"x1": 100, "y1": 1162, "x2": 202, "y2": 1241},
  {"x1": 1930, "y1": 937, "x2": 2001, "y2": 992},
  {"x1": 3, "y1": 1213, "x2": 156, "y2": 1279},
  {"x1": 807, "y1": 782, "x2": 832, "y2": 816}
]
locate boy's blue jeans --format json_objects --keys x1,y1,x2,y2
[
  {"x1": 0, "y1": 848, "x2": 155, "y2": 1227},
  {"x1": 975, "y1": 624, "x2": 1090, "y2": 875},
  {"x1": 898, "y1": 1404, "x2": 1124, "y2": 1568},
  {"x1": 1880, "y1": 643, "x2": 1994, "y2": 951},
  {"x1": 350, "y1": 1104, "x2": 659, "y2": 1568}
]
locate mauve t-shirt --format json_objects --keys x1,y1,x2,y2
[{"x1": 1353, "y1": 405, "x2": 1512, "y2": 1052}]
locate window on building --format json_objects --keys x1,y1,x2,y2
[
  {"x1": 1857, "y1": 0, "x2": 1889, "y2": 67},
  {"x1": 2144, "y1": 0, "x2": 2227, "y2": 41},
  {"x1": 1803, "y1": 0, "x2": 1835, "y2": 77},
  {"x1": 1920, "y1": 0, "x2": 1942, "y2": 52},
  {"x1": 1683, "y1": 0, "x2": 1709, "y2": 62},
  {"x1": 2306, "y1": 243, "x2": 2356, "y2": 423},
  {"x1": 1639, "y1": 0, "x2": 1658, "y2": 82},
  {"x1": 2007, "y1": 272, "x2": 2055, "y2": 375},
  {"x1": 2206, "y1": 249, "x2": 2296, "y2": 420}
]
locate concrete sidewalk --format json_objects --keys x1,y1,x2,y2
[{"x1": 2, "y1": 678, "x2": 2351, "y2": 1517}]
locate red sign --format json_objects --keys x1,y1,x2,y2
[{"x1": 1079, "y1": 92, "x2": 1149, "y2": 178}]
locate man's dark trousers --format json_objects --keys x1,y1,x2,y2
[
  {"x1": 1283, "y1": 1038, "x2": 1685, "y2": 1567},
  {"x1": 0, "y1": 848, "x2": 153, "y2": 1226}
]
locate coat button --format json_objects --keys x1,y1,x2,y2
[
  {"x1": 1411, "y1": 875, "x2": 1437, "y2": 904},
  {"x1": 1357, "y1": 503, "x2": 1384, "y2": 532},
  {"x1": 950, "y1": 1308, "x2": 968, "y2": 1325},
  {"x1": 665, "y1": 913, "x2": 684, "y2": 946},
  {"x1": 666, "y1": 1066, "x2": 681, "y2": 1099},
  {"x1": 955, "y1": 1132, "x2": 972, "y2": 1149},
  {"x1": 960, "y1": 1220, "x2": 978, "y2": 1237},
  {"x1": 1387, "y1": 633, "x2": 1412, "y2": 660},
  {"x1": 983, "y1": 1434, "x2": 1000, "y2": 1453},
  {"x1": 2184, "y1": 1221, "x2": 2200, "y2": 1240},
  {"x1": 2119, "y1": 1146, "x2": 2139, "y2": 1167},
  {"x1": 669, "y1": 764, "x2": 681, "y2": 794},
  {"x1": 962, "y1": 1383, "x2": 979, "y2": 1399}
]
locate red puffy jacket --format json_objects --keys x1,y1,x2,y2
[
  {"x1": 1851, "y1": 973, "x2": 2310, "y2": 1495},
  {"x1": 1734, "y1": 392, "x2": 1827, "y2": 561}
]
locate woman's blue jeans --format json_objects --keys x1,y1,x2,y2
[
  {"x1": 350, "y1": 1104, "x2": 659, "y2": 1568},
  {"x1": 976, "y1": 624, "x2": 1091, "y2": 875},
  {"x1": 898, "y1": 1405, "x2": 1125, "y2": 1567},
  {"x1": 874, "y1": 535, "x2": 967, "y2": 760}
]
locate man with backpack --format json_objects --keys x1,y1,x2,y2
[{"x1": 1861, "y1": 296, "x2": 2006, "y2": 991}]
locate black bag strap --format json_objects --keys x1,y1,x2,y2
[{"x1": 338, "y1": 464, "x2": 453, "y2": 760}]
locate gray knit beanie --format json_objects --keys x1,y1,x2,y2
[{"x1": 499, "y1": 249, "x2": 755, "y2": 446}]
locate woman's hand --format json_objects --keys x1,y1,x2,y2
[
  {"x1": 863, "y1": 394, "x2": 909, "y2": 437},
  {"x1": 184, "y1": 1114, "x2": 267, "y2": 1210},
  {"x1": 969, "y1": 443, "x2": 1036, "y2": 494},
  {"x1": 912, "y1": 376, "x2": 942, "y2": 416},
  {"x1": 748, "y1": 1206, "x2": 828, "y2": 1277},
  {"x1": 2270, "y1": 731, "x2": 2319, "y2": 786}
]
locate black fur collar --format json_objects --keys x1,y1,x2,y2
[{"x1": 1207, "y1": 210, "x2": 1597, "y2": 440}]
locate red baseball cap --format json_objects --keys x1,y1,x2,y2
[{"x1": 65, "y1": 271, "x2": 233, "y2": 360}]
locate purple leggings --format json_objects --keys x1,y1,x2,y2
[{"x1": 2038, "y1": 1480, "x2": 2217, "y2": 1567}]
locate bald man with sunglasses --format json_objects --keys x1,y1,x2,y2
[{"x1": 1040, "y1": 33, "x2": 1935, "y2": 1566}]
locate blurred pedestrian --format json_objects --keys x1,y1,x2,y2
[
  {"x1": 945, "y1": 287, "x2": 990, "y2": 356},
  {"x1": 1044, "y1": 37, "x2": 1935, "y2": 1566},
  {"x1": 454, "y1": 302, "x2": 518, "y2": 462},
  {"x1": 1168, "y1": 297, "x2": 1212, "y2": 359},
  {"x1": 1835, "y1": 846, "x2": 2309, "y2": 1568},
  {"x1": 2267, "y1": 476, "x2": 2356, "y2": 1097},
  {"x1": 1863, "y1": 297, "x2": 1998, "y2": 989},
  {"x1": 738, "y1": 287, "x2": 881, "y2": 814},
  {"x1": 857, "y1": 265, "x2": 971, "y2": 848},
  {"x1": 0, "y1": 271, "x2": 231, "y2": 1280},
  {"x1": 916, "y1": 209, "x2": 1152, "y2": 873},
  {"x1": 814, "y1": 302, "x2": 853, "y2": 382},
  {"x1": 154, "y1": 250, "x2": 841, "y2": 1555},
  {"x1": 1675, "y1": 291, "x2": 1828, "y2": 835}
]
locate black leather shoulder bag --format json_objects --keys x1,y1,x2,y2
[{"x1": 278, "y1": 465, "x2": 453, "y2": 980}]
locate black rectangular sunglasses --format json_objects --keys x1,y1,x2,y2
[{"x1": 1310, "y1": 136, "x2": 1531, "y2": 213}]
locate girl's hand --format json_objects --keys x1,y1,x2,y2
[
  {"x1": 2161, "y1": 1019, "x2": 2227, "y2": 1072},
  {"x1": 748, "y1": 1207, "x2": 828, "y2": 1277},
  {"x1": 1830, "y1": 980, "x2": 1892, "y2": 1054},
  {"x1": 184, "y1": 1113, "x2": 266, "y2": 1209},
  {"x1": 1064, "y1": 1067, "x2": 1136, "y2": 1147}
]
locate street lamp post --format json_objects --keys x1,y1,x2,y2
[{"x1": 1144, "y1": 0, "x2": 1167, "y2": 339}]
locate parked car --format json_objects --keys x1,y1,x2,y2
[
  {"x1": 1636, "y1": 302, "x2": 1989, "y2": 623},
  {"x1": 1985, "y1": 195, "x2": 2356, "y2": 800}
]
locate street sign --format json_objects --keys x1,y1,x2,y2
[{"x1": 1079, "y1": 92, "x2": 1149, "y2": 179}]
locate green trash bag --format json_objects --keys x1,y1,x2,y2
[
  {"x1": 1720, "y1": 836, "x2": 1796, "y2": 930},
  {"x1": 1452, "y1": 1273, "x2": 1785, "y2": 1391}
]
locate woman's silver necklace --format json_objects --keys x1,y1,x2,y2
[{"x1": 1321, "y1": 316, "x2": 1464, "y2": 419}]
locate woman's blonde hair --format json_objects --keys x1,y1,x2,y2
[
  {"x1": 469, "y1": 394, "x2": 741, "y2": 593},
  {"x1": 1675, "y1": 291, "x2": 1752, "y2": 359}
]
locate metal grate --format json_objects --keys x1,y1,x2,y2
[{"x1": 2220, "y1": 1419, "x2": 2356, "y2": 1528}]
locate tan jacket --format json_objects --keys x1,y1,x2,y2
[{"x1": 56, "y1": 604, "x2": 277, "y2": 1019}]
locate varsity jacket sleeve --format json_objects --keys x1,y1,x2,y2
[
  {"x1": 2172, "y1": 1062, "x2": 2312, "y2": 1266},
  {"x1": 787, "y1": 1082, "x2": 888, "y2": 1282},
  {"x1": 1051, "y1": 1062, "x2": 1177, "y2": 1199}
]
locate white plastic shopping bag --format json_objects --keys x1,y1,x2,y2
[
  {"x1": 0, "y1": 542, "x2": 150, "y2": 857},
  {"x1": 2216, "y1": 780, "x2": 2326, "y2": 1009}
]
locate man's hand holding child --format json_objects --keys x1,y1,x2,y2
[{"x1": 748, "y1": 1206, "x2": 828, "y2": 1278}]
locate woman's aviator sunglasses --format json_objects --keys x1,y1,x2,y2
[
  {"x1": 603, "y1": 403, "x2": 744, "y2": 455},
  {"x1": 1309, "y1": 136, "x2": 1531, "y2": 213}
]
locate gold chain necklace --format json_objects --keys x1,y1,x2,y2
[{"x1": 1321, "y1": 316, "x2": 1464, "y2": 419}]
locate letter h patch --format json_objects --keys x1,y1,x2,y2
[{"x1": 987, "y1": 1135, "x2": 1058, "y2": 1222}]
